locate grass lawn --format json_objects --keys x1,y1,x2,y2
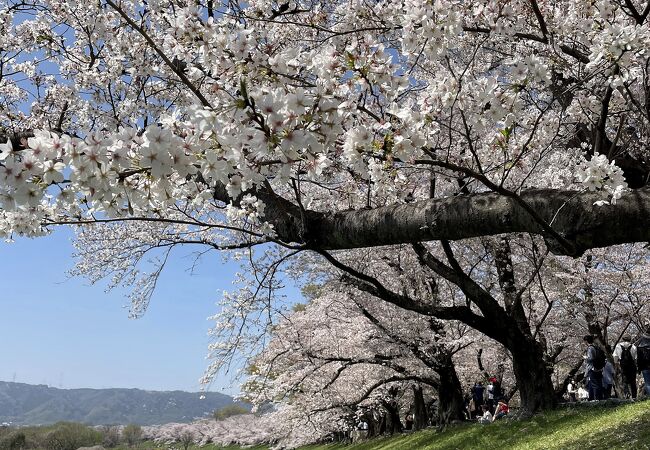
[
  {"x1": 301, "y1": 400, "x2": 650, "y2": 450},
  {"x1": 111, "y1": 401, "x2": 650, "y2": 450}
]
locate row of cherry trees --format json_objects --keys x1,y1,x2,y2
[
  {"x1": 134, "y1": 237, "x2": 650, "y2": 448},
  {"x1": 227, "y1": 239, "x2": 649, "y2": 446},
  {"x1": 2, "y1": 0, "x2": 650, "y2": 446}
]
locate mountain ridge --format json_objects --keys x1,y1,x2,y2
[{"x1": 0, "y1": 381, "x2": 244, "y2": 426}]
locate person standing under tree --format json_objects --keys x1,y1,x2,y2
[
  {"x1": 613, "y1": 334, "x2": 637, "y2": 399},
  {"x1": 471, "y1": 382, "x2": 485, "y2": 413},
  {"x1": 487, "y1": 378, "x2": 495, "y2": 414},
  {"x1": 636, "y1": 325, "x2": 650, "y2": 396},
  {"x1": 602, "y1": 359, "x2": 615, "y2": 399},
  {"x1": 583, "y1": 335, "x2": 605, "y2": 401}
]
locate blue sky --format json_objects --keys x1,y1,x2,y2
[
  {"x1": 0, "y1": 7, "x2": 305, "y2": 396},
  {"x1": 0, "y1": 228, "x2": 273, "y2": 395}
]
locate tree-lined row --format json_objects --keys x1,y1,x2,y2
[{"x1": 2, "y1": 0, "x2": 650, "y2": 447}]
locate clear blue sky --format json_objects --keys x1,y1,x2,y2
[
  {"x1": 1, "y1": 10, "x2": 304, "y2": 397},
  {"x1": 0, "y1": 228, "x2": 286, "y2": 395}
]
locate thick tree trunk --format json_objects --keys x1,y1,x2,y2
[
  {"x1": 412, "y1": 384, "x2": 429, "y2": 430},
  {"x1": 382, "y1": 400, "x2": 403, "y2": 435},
  {"x1": 510, "y1": 337, "x2": 557, "y2": 415},
  {"x1": 436, "y1": 362, "x2": 466, "y2": 424},
  {"x1": 342, "y1": 229, "x2": 559, "y2": 419},
  {"x1": 363, "y1": 412, "x2": 378, "y2": 438},
  {"x1": 377, "y1": 413, "x2": 386, "y2": 435}
]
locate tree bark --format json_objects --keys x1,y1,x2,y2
[
  {"x1": 252, "y1": 187, "x2": 650, "y2": 256},
  {"x1": 509, "y1": 335, "x2": 557, "y2": 415},
  {"x1": 381, "y1": 400, "x2": 403, "y2": 435},
  {"x1": 436, "y1": 359, "x2": 466, "y2": 424},
  {"x1": 376, "y1": 413, "x2": 386, "y2": 435},
  {"x1": 411, "y1": 384, "x2": 429, "y2": 430}
]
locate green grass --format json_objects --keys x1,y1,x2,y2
[
  {"x1": 12, "y1": 402, "x2": 646, "y2": 449},
  {"x1": 301, "y1": 400, "x2": 650, "y2": 450}
]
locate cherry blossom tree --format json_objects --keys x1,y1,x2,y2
[
  {"x1": 2, "y1": 0, "x2": 650, "y2": 416},
  {"x1": 142, "y1": 414, "x2": 277, "y2": 447},
  {"x1": 242, "y1": 287, "x2": 470, "y2": 439},
  {"x1": 549, "y1": 243, "x2": 650, "y2": 393}
]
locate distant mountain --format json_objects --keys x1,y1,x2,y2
[{"x1": 0, "y1": 381, "x2": 246, "y2": 426}]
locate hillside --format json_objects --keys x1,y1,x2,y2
[
  {"x1": 0, "y1": 381, "x2": 245, "y2": 426},
  {"x1": 298, "y1": 400, "x2": 650, "y2": 450}
]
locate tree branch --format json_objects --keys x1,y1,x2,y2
[
  {"x1": 321, "y1": 249, "x2": 495, "y2": 333},
  {"x1": 104, "y1": 0, "x2": 212, "y2": 108},
  {"x1": 623, "y1": 0, "x2": 644, "y2": 24},
  {"x1": 248, "y1": 187, "x2": 650, "y2": 257},
  {"x1": 412, "y1": 243, "x2": 505, "y2": 324},
  {"x1": 529, "y1": 0, "x2": 549, "y2": 41},
  {"x1": 462, "y1": 26, "x2": 588, "y2": 63}
]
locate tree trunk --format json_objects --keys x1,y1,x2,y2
[
  {"x1": 510, "y1": 336, "x2": 557, "y2": 415},
  {"x1": 364, "y1": 412, "x2": 378, "y2": 438},
  {"x1": 411, "y1": 384, "x2": 429, "y2": 430},
  {"x1": 382, "y1": 400, "x2": 403, "y2": 435},
  {"x1": 377, "y1": 413, "x2": 386, "y2": 435},
  {"x1": 436, "y1": 361, "x2": 466, "y2": 424}
]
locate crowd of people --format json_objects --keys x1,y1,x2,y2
[
  {"x1": 465, "y1": 377, "x2": 510, "y2": 423},
  {"x1": 570, "y1": 326, "x2": 650, "y2": 402},
  {"x1": 350, "y1": 327, "x2": 650, "y2": 439},
  {"x1": 465, "y1": 326, "x2": 650, "y2": 425}
]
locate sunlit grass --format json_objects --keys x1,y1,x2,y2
[
  {"x1": 301, "y1": 400, "x2": 650, "y2": 450},
  {"x1": 98, "y1": 401, "x2": 650, "y2": 449},
  {"x1": 6, "y1": 402, "x2": 648, "y2": 449}
]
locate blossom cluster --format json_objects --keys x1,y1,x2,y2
[
  {"x1": 576, "y1": 151, "x2": 629, "y2": 205},
  {"x1": 1, "y1": 0, "x2": 646, "y2": 240}
]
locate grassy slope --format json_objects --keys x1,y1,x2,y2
[
  {"x1": 302, "y1": 400, "x2": 650, "y2": 450},
  {"x1": 113, "y1": 401, "x2": 650, "y2": 450}
]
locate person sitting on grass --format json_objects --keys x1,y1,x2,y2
[
  {"x1": 577, "y1": 386, "x2": 589, "y2": 401},
  {"x1": 492, "y1": 400, "x2": 509, "y2": 421},
  {"x1": 566, "y1": 379, "x2": 577, "y2": 402},
  {"x1": 478, "y1": 405, "x2": 493, "y2": 424}
]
